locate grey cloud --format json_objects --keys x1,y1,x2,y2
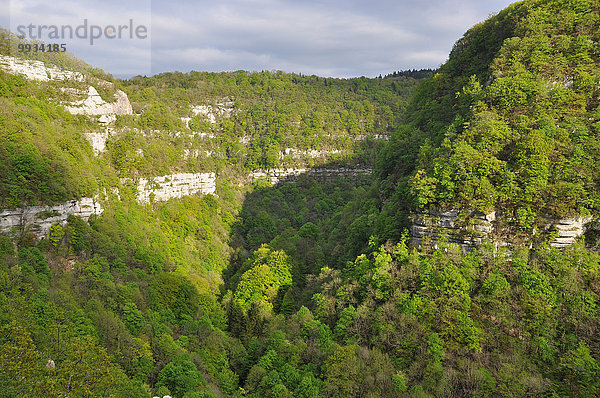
[
  {"x1": 148, "y1": 0, "x2": 514, "y2": 77},
  {"x1": 5, "y1": 0, "x2": 515, "y2": 78}
]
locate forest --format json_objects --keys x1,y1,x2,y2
[{"x1": 1, "y1": 0, "x2": 600, "y2": 397}]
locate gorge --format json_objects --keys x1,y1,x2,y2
[{"x1": 1, "y1": 2, "x2": 600, "y2": 396}]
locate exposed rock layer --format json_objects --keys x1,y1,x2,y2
[
  {"x1": 190, "y1": 102, "x2": 234, "y2": 124},
  {"x1": 547, "y1": 216, "x2": 592, "y2": 248},
  {"x1": 0, "y1": 173, "x2": 218, "y2": 238},
  {"x1": 84, "y1": 130, "x2": 111, "y2": 155},
  {"x1": 130, "y1": 173, "x2": 217, "y2": 204},
  {"x1": 411, "y1": 209, "x2": 594, "y2": 249},
  {"x1": 0, "y1": 198, "x2": 103, "y2": 238},
  {"x1": 0, "y1": 55, "x2": 84, "y2": 81},
  {"x1": 249, "y1": 167, "x2": 372, "y2": 185},
  {"x1": 64, "y1": 86, "x2": 133, "y2": 116}
]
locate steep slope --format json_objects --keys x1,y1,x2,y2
[
  {"x1": 0, "y1": 27, "x2": 423, "y2": 398},
  {"x1": 3, "y1": 1, "x2": 600, "y2": 397},
  {"x1": 379, "y1": 0, "x2": 600, "y2": 245},
  {"x1": 116, "y1": 70, "x2": 414, "y2": 176}
]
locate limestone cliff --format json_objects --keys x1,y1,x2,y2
[
  {"x1": 189, "y1": 102, "x2": 234, "y2": 124},
  {"x1": 1, "y1": 55, "x2": 132, "y2": 156},
  {"x1": 249, "y1": 167, "x2": 372, "y2": 185},
  {"x1": 84, "y1": 130, "x2": 112, "y2": 156},
  {"x1": 64, "y1": 86, "x2": 133, "y2": 116},
  {"x1": 0, "y1": 198, "x2": 103, "y2": 238},
  {"x1": 0, "y1": 55, "x2": 132, "y2": 116},
  {"x1": 0, "y1": 172, "x2": 218, "y2": 238},
  {"x1": 129, "y1": 173, "x2": 216, "y2": 204},
  {"x1": 410, "y1": 209, "x2": 595, "y2": 250},
  {"x1": 0, "y1": 55, "x2": 84, "y2": 81},
  {"x1": 547, "y1": 216, "x2": 593, "y2": 249}
]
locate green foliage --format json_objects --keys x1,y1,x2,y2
[
  {"x1": 380, "y1": 0, "x2": 600, "y2": 225},
  {"x1": 120, "y1": 69, "x2": 413, "y2": 172},
  {"x1": 0, "y1": 72, "x2": 104, "y2": 207},
  {"x1": 0, "y1": 322, "x2": 39, "y2": 396},
  {"x1": 553, "y1": 341, "x2": 600, "y2": 397},
  {"x1": 323, "y1": 345, "x2": 362, "y2": 397},
  {"x1": 19, "y1": 246, "x2": 51, "y2": 285},
  {"x1": 149, "y1": 273, "x2": 200, "y2": 319},
  {"x1": 2, "y1": 3, "x2": 600, "y2": 397},
  {"x1": 65, "y1": 215, "x2": 93, "y2": 254},
  {"x1": 157, "y1": 354, "x2": 204, "y2": 398},
  {"x1": 234, "y1": 245, "x2": 292, "y2": 309}
]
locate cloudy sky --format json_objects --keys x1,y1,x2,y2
[{"x1": 2, "y1": 0, "x2": 515, "y2": 78}]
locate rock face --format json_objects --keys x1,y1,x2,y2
[
  {"x1": 411, "y1": 208, "x2": 594, "y2": 250},
  {"x1": 0, "y1": 172, "x2": 217, "y2": 237},
  {"x1": 250, "y1": 168, "x2": 308, "y2": 184},
  {"x1": 182, "y1": 149, "x2": 213, "y2": 160},
  {"x1": 190, "y1": 102, "x2": 234, "y2": 124},
  {"x1": 410, "y1": 209, "x2": 496, "y2": 250},
  {"x1": 0, "y1": 198, "x2": 103, "y2": 238},
  {"x1": 280, "y1": 148, "x2": 343, "y2": 160},
  {"x1": 546, "y1": 216, "x2": 593, "y2": 248},
  {"x1": 249, "y1": 167, "x2": 372, "y2": 185},
  {"x1": 131, "y1": 173, "x2": 216, "y2": 204},
  {"x1": 64, "y1": 86, "x2": 133, "y2": 116},
  {"x1": 354, "y1": 134, "x2": 390, "y2": 141},
  {"x1": 0, "y1": 55, "x2": 84, "y2": 81},
  {"x1": 84, "y1": 130, "x2": 111, "y2": 155}
]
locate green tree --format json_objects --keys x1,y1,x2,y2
[
  {"x1": 157, "y1": 354, "x2": 204, "y2": 398},
  {"x1": 234, "y1": 245, "x2": 292, "y2": 309}
]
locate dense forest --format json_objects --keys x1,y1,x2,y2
[
  {"x1": 378, "y1": 0, "x2": 600, "y2": 231},
  {"x1": 116, "y1": 69, "x2": 412, "y2": 174},
  {"x1": 2, "y1": 0, "x2": 600, "y2": 397}
]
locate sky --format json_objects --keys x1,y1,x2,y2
[{"x1": 2, "y1": 0, "x2": 516, "y2": 78}]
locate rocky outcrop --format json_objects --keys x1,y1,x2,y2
[
  {"x1": 354, "y1": 134, "x2": 390, "y2": 141},
  {"x1": 190, "y1": 102, "x2": 234, "y2": 124},
  {"x1": 0, "y1": 197, "x2": 103, "y2": 238},
  {"x1": 280, "y1": 148, "x2": 343, "y2": 160},
  {"x1": 546, "y1": 216, "x2": 593, "y2": 248},
  {"x1": 0, "y1": 55, "x2": 84, "y2": 81},
  {"x1": 84, "y1": 130, "x2": 112, "y2": 155},
  {"x1": 64, "y1": 86, "x2": 133, "y2": 116},
  {"x1": 410, "y1": 209, "x2": 496, "y2": 250},
  {"x1": 249, "y1": 167, "x2": 372, "y2": 185},
  {"x1": 250, "y1": 168, "x2": 308, "y2": 184},
  {"x1": 182, "y1": 149, "x2": 214, "y2": 160},
  {"x1": 0, "y1": 173, "x2": 217, "y2": 237},
  {"x1": 411, "y1": 209, "x2": 595, "y2": 250},
  {"x1": 130, "y1": 173, "x2": 216, "y2": 204}
]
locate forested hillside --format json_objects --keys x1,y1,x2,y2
[
  {"x1": 117, "y1": 70, "x2": 411, "y2": 174},
  {"x1": 378, "y1": 0, "x2": 600, "y2": 233},
  {"x1": 2, "y1": 1, "x2": 600, "y2": 397}
]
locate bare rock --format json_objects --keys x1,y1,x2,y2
[
  {"x1": 84, "y1": 131, "x2": 111, "y2": 155},
  {"x1": 128, "y1": 173, "x2": 217, "y2": 204},
  {"x1": 249, "y1": 167, "x2": 372, "y2": 185},
  {"x1": 0, "y1": 198, "x2": 103, "y2": 239},
  {"x1": 64, "y1": 86, "x2": 133, "y2": 116},
  {"x1": 548, "y1": 216, "x2": 592, "y2": 248},
  {"x1": 190, "y1": 101, "x2": 234, "y2": 124},
  {"x1": 410, "y1": 208, "x2": 496, "y2": 250},
  {"x1": 411, "y1": 208, "x2": 594, "y2": 250},
  {"x1": 0, "y1": 55, "x2": 84, "y2": 82}
]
